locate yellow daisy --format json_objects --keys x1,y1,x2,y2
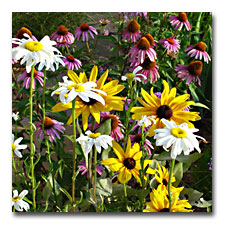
[
  {"x1": 101, "y1": 137, "x2": 143, "y2": 184},
  {"x1": 143, "y1": 184, "x2": 192, "y2": 212},
  {"x1": 130, "y1": 80, "x2": 201, "y2": 137},
  {"x1": 52, "y1": 66, "x2": 125, "y2": 130}
]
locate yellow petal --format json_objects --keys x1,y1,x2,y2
[
  {"x1": 79, "y1": 72, "x2": 88, "y2": 83},
  {"x1": 109, "y1": 163, "x2": 124, "y2": 172},
  {"x1": 118, "y1": 167, "x2": 132, "y2": 184},
  {"x1": 161, "y1": 80, "x2": 169, "y2": 105},
  {"x1": 101, "y1": 158, "x2": 121, "y2": 166},
  {"x1": 52, "y1": 102, "x2": 72, "y2": 112},
  {"x1": 89, "y1": 104, "x2": 100, "y2": 123},
  {"x1": 97, "y1": 70, "x2": 108, "y2": 89},
  {"x1": 67, "y1": 70, "x2": 81, "y2": 83},
  {"x1": 82, "y1": 108, "x2": 90, "y2": 131},
  {"x1": 112, "y1": 141, "x2": 125, "y2": 162},
  {"x1": 89, "y1": 65, "x2": 98, "y2": 82}
]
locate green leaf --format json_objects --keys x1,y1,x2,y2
[
  {"x1": 180, "y1": 188, "x2": 203, "y2": 204},
  {"x1": 173, "y1": 162, "x2": 183, "y2": 187},
  {"x1": 193, "y1": 102, "x2": 211, "y2": 111},
  {"x1": 189, "y1": 83, "x2": 199, "y2": 102},
  {"x1": 97, "y1": 118, "x2": 112, "y2": 135},
  {"x1": 96, "y1": 178, "x2": 112, "y2": 197},
  {"x1": 59, "y1": 187, "x2": 73, "y2": 203},
  {"x1": 193, "y1": 198, "x2": 212, "y2": 208}
]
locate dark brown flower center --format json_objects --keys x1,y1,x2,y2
[
  {"x1": 41, "y1": 116, "x2": 54, "y2": 129},
  {"x1": 84, "y1": 98, "x2": 98, "y2": 106},
  {"x1": 56, "y1": 25, "x2": 68, "y2": 35},
  {"x1": 80, "y1": 23, "x2": 90, "y2": 31},
  {"x1": 141, "y1": 57, "x2": 156, "y2": 70},
  {"x1": 194, "y1": 41, "x2": 206, "y2": 52},
  {"x1": 124, "y1": 157, "x2": 136, "y2": 170},
  {"x1": 67, "y1": 55, "x2": 75, "y2": 62},
  {"x1": 162, "y1": 179, "x2": 168, "y2": 186},
  {"x1": 16, "y1": 27, "x2": 33, "y2": 39},
  {"x1": 166, "y1": 37, "x2": 174, "y2": 45},
  {"x1": 137, "y1": 37, "x2": 150, "y2": 50},
  {"x1": 27, "y1": 69, "x2": 38, "y2": 77},
  {"x1": 187, "y1": 61, "x2": 203, "y2": 76},
  {"x1": 159, "y1": 208, "x2": 170, "y2": 212},
  {"x1": 143, "y1": 34, "x2": 154, "y2": 47},
  {"x1": 112, "y1": 176, "x2": 118, "y2": 184},
  {"x1": 102, "y1": 114, "x2": 119, "y2": 131},
  {"x1": 133, "y1": 133, "x2": 142, "y2": 143},
  {"x1": 156, "y1": 105, "x2": 173, "y2": 119},
  {"x1": 177, "y1": 12, "x2": 187, "y2": 22},
  {"x1": 127, "y1": 20, "x2": 140, "y2": 33}
]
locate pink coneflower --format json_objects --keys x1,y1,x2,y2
[
  {"x1": 169, "y1": 12, "x2": 191, "y2": 31},
  {"x1": 92, "y1": 112, "x2": 124, "y2": 142},
  {"x1": 122, "y1": 19, "x2": 141, "y2": 42},
  {"x1": 12, "y1": 27, "x2": 37, "y2": 48},
  {"x1": 131, "y1": 57, "x2": 160, "y2": 84},
  {"x1": 78, "y1": 160, "x2": 104, "y2": 177},
  {"x1": 51, "y1": 25, "x2": 74, "y2": 46},
  {"x1": 62, "y1": 55, "x2": 82, "y2": 70},
  {"x1": 175, "y1": 61, "x2": 203, "y2": 86},
  {"x1": 102, "y1": 29, "x2": 109, "y2": 36},
  {"x1": 129, "y1": 133, "x2": 153, "y2": 155},
  {"x1": 36, "y1": 116, "x2": 65, "y2": 143},
  {"x1": 55, "y1": 39, "x2": 70, "y2": 48},
  {"x1": 99, "y1": 19, "x2": 110, "y2": 26},
  {"x1": 159, "y1": 36, "x2": 180, "y2": 54},
  {"x1": 185, "y1": 41, "x2": 211, "y2": 64},
  {"x1": 74, "y1": 23, "x2": 98, "y2": 42},
  {"x1": 129, "y1": 34, "x2": 157, "y2": 65},
  {"x1": 17, "y1": 69, "x2": 45, "y2": 89}
]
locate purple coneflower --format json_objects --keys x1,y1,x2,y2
[
  {"x1": 62, "y1": 55, "x2": 82, "y2": 70},
  {"x1": 17, "y1": 69, "x2": 45, "y2": 89},
  {"x1": 122, "y1": 19, "x2": 141, "y2": 42},
  {"x1": 175, "y1": 61, "x2": 203, "y2": 86},
  {"x1": 99, "y1": 19, "x2": 110, "y2": 26},
  {"x1": 102, "y1": 29, "x2": 109, "y2": 36},
  {"x1": 50, "y1": 25, "x2": 74, "y2": 46},
  {"x1": 131, "y1": 57, "x2": 159, "y2": 84},
  {"x1": 92, "y1": 112, "x2": 124, "y2": 142},
  {"x1": 78, "y1": 160, "x2": 104, "y2": 177},
  {"x1": 169, "y1": 12, "x2": 191, "y2": 31},
  {"x1": 185, "y1": 41, "x2": 211, "y2": 64},
  {"x1": 36, "y1": 117, "x2": 65, "y2": 143},
  {"x1": 129, "y1": 34, "x2": 157, "y2": 65},
  {"x1": 74, "y1": 23, "x2": 98, "y2": 42},
  {"x1": 130, "y1": 12, "x2": 148, "y2": 18},
  {"x1": 159, "y1": 36, "x2": 180, "y2": 54}
]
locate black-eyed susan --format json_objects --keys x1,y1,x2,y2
[
  {"x1": 52, "y1": 66, "x2": 125, "y2": 131},
  {"x1": 130, "y1": 80, "x2": 201, "y2": 137},
  {"x1": 143, "y1": 185, "x2": 192, "y2": 212},
  {"x1": 101, "y1": 137, "x2": 142, "y2": 184}
]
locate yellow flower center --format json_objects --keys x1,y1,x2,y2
[
  {"x1": 67, "y1": 84, "x2": 85, "y2": 92},
  {"x1": 171, "y1": 127, "x2": 187, "y2": 138},
  {"x1": 12, "y1": 144, "x2": 16, "y2": 151},
  {"x1": 89, "y1": 132, "x2": 101, "y2": 138},
  {"x1": 24, "y1": 41, "x2": 43, "y2": 52},
  {"x1": 126, "y1": 73, "x2": 135, "y2": 79},
  {"x1": 12, "y1": 196, "x2": 20, "y2": 202}
]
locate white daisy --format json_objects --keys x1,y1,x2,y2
[
  {"x1": 12, "y1": 33, "x2": 63, "y2": 73},
  {"x1": 51, "y1": 76, "x2": 107, "y2": 104},
  {"x1": 154, "y1": 119, "x2": 205, "y2": 159},
  {"x1": 76, "y1": 131, "x2": 113, "y2": 154},
  {"x1": 121, "y1": 66, "x2": 147, "y2": 82},
  {"x1": 12, "y1": 134, "x2": 27, "y2": 158},
  {"x1": 12, "y1": 112, "x2": 19, "y2": 121},
  {"x1": 137, "y1": 115, "x2": 156, "y2": 127},
  {"x1": 12, "y1": 190, "x2": 30, "y2": 212}
]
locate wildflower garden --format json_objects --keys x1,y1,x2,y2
[{"x1": 12, "y1": 12, "x2": 212, "y2": 213}]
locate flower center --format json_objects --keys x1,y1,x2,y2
[
  {"x1": 141, "y1": 58, "x2": 156, "y2": 70},
  {"x1": 124, "y1": 157, "x2": 136, "y2": 170},
  {"x1": 162, "y1": 179, "x2": 168, "y2": 186},
  {"x1": 159, "y1": 208, "x2": 170, "y2": 212},
  {"x1": 137, "y1": 37, "x2": 150, "y2": 50},
  {"x1": 187, "y1": 61, "x2": 203, "y2": 76},
  {"x1": 143, "y1": 34, "x2": 154, "y2": 47},
  {"x1": 68, "y1": 84, "x2": 85, "y2": 92},
  {"x1": 16, "y1": 27, "x2": 33, "y2": 39},
  {"x1": 133, "y1": 133, "x2": 142, "y2": 143},
  {"x1": 102, "y1": 114, "x2": 119, "y2": 131},
  {"x1": 56, "y1": 25, "x2": 68, "y2": 35},
  {"x1": 171, "y1": 127, "x2": 187, "y2": 138},
  {"x1": 177, "y1": 12, "x2": 187, "y2": 22},
  {"x1": 12, "y1": 144, "x2": 16, "y2": 151},
  {"x1": 80, "y1": 23, "x2": 90, "y2": 31},
  {"x1": 156, "y1": 105, "x2": 173, "y2": 119},
  {"x1": 41, "y1": 116, "x2": 54, "y2": 129},
  {"x1": 89, "y1": 132, "x2": 101, "y2": 138},
  {"x1": 126, "y1": 73, "x2": 135, "y2": 79},
  {"x1": 24, "y1": 41, "x2": 43, "y2": 52},
  {"x1": 12, "y1": 196, "x2": 20, "y2": 202},
  {"x1": 84, "y1": 98, "x2": 98, "y2": 105},
  {"x1": 67, "y1": 55, "x2": 75, "y2": 62},
  {"x1": 27, "y1": 69, "x2": 38, "y2": 77},
  {"x1": 194, "y1": 41, "x2": 206, "y2": 52},
  {"x1": 127, "y1": 20, "x2": 140, "y2": 33},
  {"x1": 166, "y1": 37, "x2": 174, "y2": 45}
]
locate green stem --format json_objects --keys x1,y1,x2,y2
[
  {"x1": 71, "y1": 99, "x2": 77, "y2": 212},
  {"x1": 88, "y1": 151, "x2": 93, "y2": 189},
  {"x1": 85, "y1": 41, "x2": 95, "y2": 64},
  {"x1": 42, "y1": 69, "x2": 47, "y2": 133},
  {"x1": 123, "y1": 183, "x2": 129, "y2": 211},
  {"x1": 93, "y1": 146, "x2": 100, "y2": 212},
  {"x1": 168, "y1": 159, "x2": 176, "y2": 212},
  {"x1": 29, "y1": 64, "x2": 36, "y2": 211}
]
